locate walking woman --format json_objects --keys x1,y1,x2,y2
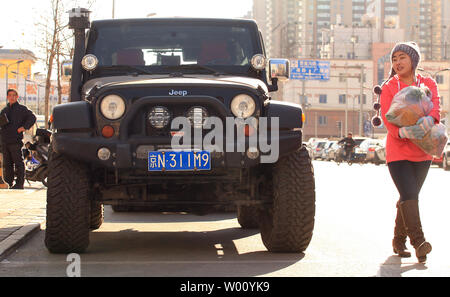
[{"x1": 380, "y1": 42, "x2": 440, "y2": 263}]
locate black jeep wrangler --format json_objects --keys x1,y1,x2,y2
[{"x1": 45, "y1": 8, "x2": 315, "y2": 254}]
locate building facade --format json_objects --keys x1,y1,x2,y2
[
  {"x1": 0, "y1": 49, "x2": 36, "y2": 102},
  {"x1": 281, "y1": 59, "x2": 374, "y2": 138},
  {"x1": 253, "y1": 0, "x2": 450, "y2": 138},
  {"x1": 0, "y1": 48, "x2": 69, "y2": 114},
  {"x1": 254, "y1": 0, "x2": 450, "y2": 61}
]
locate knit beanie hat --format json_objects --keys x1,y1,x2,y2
[{"x1": 389, "y1": 42, "x2": 421, "y2": 79}]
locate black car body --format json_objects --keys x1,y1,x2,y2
[{"x1": 45, "y1": 10, "x2": 315, "y2": 254}]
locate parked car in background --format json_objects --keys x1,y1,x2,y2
[
  {"x1": 373, "y1": 143, "x2": 386, "y2": 165},
  {"x1": 442, "y1": 140, "x2": 450, "y2": 171},
  {"x1": 351, "y1": 137, "x2": 370, "y2": 163},
  {"x1": 327, "y1": 141, "x2": 341, "y2": 162},
  {"x1": 306, "y1": 138, "x2": 327, "y2": 149},
  {"x1": 353, "y1": 137, "x2": 370, "y2": 147},
  {"x1": 432, "y1": 155, "x2": 443, "y2": 168},
  {"x1": 361, "y1": 138, "x2": 386, "y2": 165},
  {"x1": 312, "y1": 140, "x2": 328, "y2": 160},
  {"x1": 321, "y1": 140, "x2": 337, "y2": 161}
]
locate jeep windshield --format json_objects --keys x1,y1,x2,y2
[{"x1": 86, "y1": 19, "x2": 262, "y2": 77}]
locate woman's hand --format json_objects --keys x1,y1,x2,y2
[
  {"x1": 399, "y1": 125, "x2": 426, "y2": 139},
  {"x1": 416, "y1": 116, "x2": 434, "y2": 133}
]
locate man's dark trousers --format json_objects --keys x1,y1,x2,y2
[
  {"x1": 1, "y1": 142, "x2": 25, "y2": 188},
  {"x1": 345, "y1": 149, "x2": 352, "y2": 161}
]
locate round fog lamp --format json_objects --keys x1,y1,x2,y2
[
  {"x1": 251, "y1": 54, "x2": 266, "y2": 70},
  {"x1": 149, "y1": 106, "x2": 171, "y2": 129},
  {"x1": 246, "y1": 147, "x2": 260, "y2": 160},
  {"x1": 97, "y1": 147, "x2": 111, "y2": 161},
  {"x1": 82, "y1": 54, "x2": 99, "y2": 71},
  {"x1": 187, "y1": 106, "x2": 208, "y2": 129}
]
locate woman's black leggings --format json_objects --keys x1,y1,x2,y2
[{"x1": 387, "y1": 160, "x2": 431, "y2": 201}]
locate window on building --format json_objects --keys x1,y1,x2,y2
[
  {"x1": 357, "y1": 94, "x2": 367, "y2": 104},
  {"x1": 358, "y1": 74, "x2": 367, "y2": 83},
  {"x1": 318, "y1": 115, "x2": 328, "y2": 126},
  {"x1": 339, "y1": 94, "x2": 346, "y2": 104},
  {"x1": 319, "y1": 94, "x2": 327, "y2": 104}
]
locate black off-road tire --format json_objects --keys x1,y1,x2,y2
[
  {"x1": 45, "y1": 150, "x2": 91, "y2": 253},
  {"x1": 444, "y1": 155, "x2": 449, "y2": 171},
  {"x1": 260, "y1": 147, "x2": 315, "y2": 253},
  {"x1": 237, "y1": 205, "x2": 259, "y2": 229},
  {"x1": 90, "y1": 201, "x2": 104, "y2": 230}
]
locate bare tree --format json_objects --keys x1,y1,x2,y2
[{"x1": 35, "y1": 0, "x2": 95, "y2": 128}]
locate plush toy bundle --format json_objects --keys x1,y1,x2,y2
[{"x1": 386, "y1": 85, "x2": 448, "y2": 157}]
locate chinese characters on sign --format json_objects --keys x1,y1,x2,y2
[{"x1": 290, "y1": 60, "x2": 330, "y2": 81}]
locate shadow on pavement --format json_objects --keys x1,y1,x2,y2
[
  {"x1": 1, "y1": 226, "x2": 306, "y2": 277},
  {"x1": 375, "y1": 255, "x2": 428, "y2": 277},
  {"x1": 84, "y1": 227, "x2": 305, "y2": 276},
  {"x1": 104, "y1": 206, "x2": 238, "y2": 223}
]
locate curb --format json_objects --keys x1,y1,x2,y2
[{"x1": 0, "y1": 223, "x2": 42, "y2": 262}]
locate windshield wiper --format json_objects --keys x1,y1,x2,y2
[
  {"x1": 100, "y1": 65, "x2": 153, "y2": 76},
  {"x1": 164, "y1": 64, "x2": 226, "y2": 77}
]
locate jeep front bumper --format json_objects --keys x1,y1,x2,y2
[{"x1": 52, "y1": 130, "x2": 302, "y2": 170}]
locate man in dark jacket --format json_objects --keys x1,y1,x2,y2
[
  {"x1": 0, "y1": 89, "x2": 36, "y2": 189},
  {"x1": 338, "y1": 132, "x2": 356, "y2": 161}
]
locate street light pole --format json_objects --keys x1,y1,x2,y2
[
  {"x1": 0, "y1": 59, "x2": 24, "y2": 103},
  {"x1": 359, "y1": 64, "x2": 365, "y2": 136},
  {"x1": 11, "y1": 71, "x2": 27, "y2": 105}
]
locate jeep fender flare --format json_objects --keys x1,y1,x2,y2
[
  {"x1": 263, "y1": 100, "x2": 303, "y2": 130},
  {"x1": 52, "y1": 101, "x2": 94, "y2": 130}
]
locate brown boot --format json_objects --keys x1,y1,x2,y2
[
  {"x1": 392, "y1": 201, "x2": 411, "y2": 257},
  {"x1": 399, "y1": 200, "x2": 432, "y2": 263}
]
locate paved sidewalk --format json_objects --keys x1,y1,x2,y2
[{"x1": 0, "y1": 183, "x2": 46, "y2": 261}]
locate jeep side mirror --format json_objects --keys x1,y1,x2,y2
[
  {"x1": 61, "y1": 60, "x2": 73, "y2": 82},
  {"x1": 269, "y1": 59, "x2": 290, "y2": 82}
]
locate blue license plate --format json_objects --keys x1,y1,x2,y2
[{"x1": 148, "y1": 151, "x2": 211, "y2": 171}]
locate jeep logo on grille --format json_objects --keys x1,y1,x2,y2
[{"x1": 169, "y1": 89, "x2": 188, "y2": 96}]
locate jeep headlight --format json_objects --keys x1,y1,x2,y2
[
  {"x1": 231, "y1": 94, "x2": 256, "y2": 118},
  {"x1": 100, "y1": 95, "x2": 126, "y2": 120}
]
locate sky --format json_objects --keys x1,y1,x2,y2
[{"x1": 0, "y1": 0, "x2": 253, "y2": 72}]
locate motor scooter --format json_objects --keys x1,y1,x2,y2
[
  {"x1": 24, "y1": 128, "x2": 51, "y2": 187},
  {"x1": 335, "y1": 145, "x2": 358, "y2": 166}
]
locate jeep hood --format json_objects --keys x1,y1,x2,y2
[{"x1": 83, "y1": 75, "x2": 269, "y2": 96}]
